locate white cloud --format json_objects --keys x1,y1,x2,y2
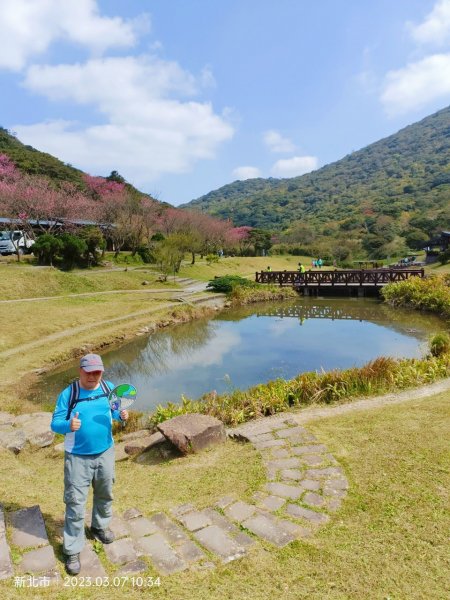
[
  {"x1": 381, "y1": 53, "x2": 450, "y2": 116},
  {"x1": 14, "y1": 56, "x2": 234, "y2": 186},
  {"x1": 263, "y1": 130, "x2": 296, "y2": 153},
  {"x1": 0, "y1": 0, "x2": 142, "y2": 71},
  {"x1": 409, "y1": 0, "x2": 450, "y2": 46},
  {"x1": 271, "y1": 156, "x2": 318, "y2": 178},
  {"x1": 232, "y1": 166, "x2": 262, "y2": 180}
]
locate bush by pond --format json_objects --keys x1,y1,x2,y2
[
  {"x1": 207, "y1": 275, "x2": 257, "y2": 293},
  {"x1": 229, "y1": 285, "x2": 297, "y2": 304},
  {"x1": 149, "y1": 353, "x2": 450, "y2": 428},
  {"x1": 381, "y1": 275, "x2": 450, "y2": 321},
  {"x1": 207, "y1": 275, "x2": 297, "y2": 304}
]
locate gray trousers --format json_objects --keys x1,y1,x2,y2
[{"x1": 63, "y1": 446, "x2": 115, "y2": 555}]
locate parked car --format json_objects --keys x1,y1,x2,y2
[{"x1": 0, "y1": 230, "x2": 35, "y2": 255}]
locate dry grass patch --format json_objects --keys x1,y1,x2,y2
[
  {"x1": 0, "y1": 263, "x2": 169, "y2": 300},
  {"x1": 0, "y1": 294, "x2": 173, "y2": 352}
]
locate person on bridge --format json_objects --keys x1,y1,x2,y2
[
  {"x1": 267, "y1": 266, "x2": 271, "y2": 271},
  {"x1": 298, "y1": 262, "x2": 306, "y2": 273},
  {"x1": 51, "y1": 354, "x2": 129, "y2": 576}
]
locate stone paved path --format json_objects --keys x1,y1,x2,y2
[{"x1": 0, "y1": 418, "x2": 348, "y2": 584}]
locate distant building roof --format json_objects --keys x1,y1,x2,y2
[{"x1": 0, "y1": 217, "x2": 111, "y2": 228}]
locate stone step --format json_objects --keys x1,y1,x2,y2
[
  {"x1": 172, "y1": 503, "x2": 254, "y2": 564},
  {"x1": 0, "y1": 421, "x2": 348, "y2": 580},
  {"x1": 5, "y1": 505, "x2": 59, "y2": 584},
  {"x1": 9, "y1": 505, "x2": 51, "y2": 549},
  {"x1": 0, "y1": 506, "x2": 13, "y2": 580}
]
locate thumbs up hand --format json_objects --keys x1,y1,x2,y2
[{"x1": 70, "y1": 412, "x2": 82, "y2": 432}]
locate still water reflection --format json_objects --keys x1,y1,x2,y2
[{"x1": 37, "y1": 297, "x2": 445, "y2": 412}]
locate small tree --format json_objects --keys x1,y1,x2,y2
[
  {"x1": 79, "y1": 226, "x2": 105, "y2": 266},
  {"x1": 152, "y1": 234, "x2": 186, "y2": 280},
  {"x1": 32, "y1": 233, "x2": 63, "y2": 266},
  {"x1": 60, "y1": 234, "x2": 87, "y2": 270},
  {"x1": 248, "y1": 229, "x2": 272, "y2": 256}
]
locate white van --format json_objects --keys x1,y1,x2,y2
[{"x1": 0, "y1": 230, "x2": 35, "y2": 255}]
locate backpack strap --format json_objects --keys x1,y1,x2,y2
[
  {"x1": 65, "y1": 379, "x2": 112, "y2": 420},
  {"x1": 65, "y1": 380, "x2": 80, "y2": 420},
  {"x1": 100, "y1": 379, "x2": 111, "y2": 396}
]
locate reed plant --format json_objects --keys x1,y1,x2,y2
[
  {"x1": 149, "y1": 353, "x2": 450, "y2": 427},
  {"x1": 381, "y1": 275, "x2": 450, "y2": 320},
  {"x1": 229, "y1": 284, "x2": 297, "y2": 304}
]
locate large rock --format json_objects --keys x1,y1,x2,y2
[
  {"x1": 0, "y1": 429, "x2": 27, "y2": 453},
  {"x1": 0, "y1": 412, "x2": 14, "y2": 428},
  {"x1": 0, "y1": 412, "x2": 54, "y2": 452},
  {"x1": 157, "y1": 414, "x2": 226, "y2": 454},
  {"x1": 20, "y1": 414, "x2": 54, "y2": 448},
  {"x1": 124, "y1": 431, "x2": 165, "y2": 455}
]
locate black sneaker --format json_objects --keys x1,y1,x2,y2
[
  {"x1": 90, "y1": 527, "x2": 115, "y2": 544},
  {"x1": 65, "y1": 553, "x2": 81, "y2": 575}
]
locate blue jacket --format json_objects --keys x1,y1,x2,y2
[{"x1": 51, "y1": 380, "x2": 122, "y2": 455}]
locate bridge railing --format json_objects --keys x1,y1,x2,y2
[{"x1": 255, "y1": 269, "x2": 425, "y2": 287}]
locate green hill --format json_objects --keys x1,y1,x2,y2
[
  {"x1": 184, "y1": 106, "x2": 450, "y2": 259},
  {"x1": 0, "y1": 126, "x2": 86, "y2": 185},
  {"x1": 0, "y1": 127, "x2": 152, "y2": 200}
]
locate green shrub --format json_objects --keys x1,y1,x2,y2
[
  {"x1": 381, "y1": 276, "x2": 450, "y2": 320},
  {"x1": 206, "y1": 253, "x2": 220, "y2": 265},
  {"x1": 60, "y1": 233, "x2": 88, "y2": 270},
  {"x1": 33, "y1": 233, "x2": 63, "y2": 266},
  {"x1": 438, "y1": 249, "x2": 450, "y2": 265},
  {"x1": 429, "y1": 332, "x2": 450, "y2": 357},
  {"x1": 229, "y1": 285, "x2": 297, "y2": 304},
  {"x1": 137, "y1": 245, "x2": 154, "y2": 263},
  {"x1": 207, "y1": 275, "x2": 256, "y2": 293},
  {"x1": 78, "y1": 226, "x2": 105, "y2": 266}
]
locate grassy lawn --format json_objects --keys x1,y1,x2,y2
[
  {"x1": 0, "y1": 262, "x2": 168, "y2": 301},
  {"x1": 177, "y1": 254, "x2": 311, "y2": 280},
  {"x1": 0, "y1": 393, "x2": 448, "y2": 599},
  {"x1": 427, "y1": 261, "x2": 450, "y2": 275}
]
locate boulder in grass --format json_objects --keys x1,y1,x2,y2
[
  {"x1": 0, "y1": 429, "x2": 27, "y2": 454},
  {"x1": 0, "y1": 412, "x2": 14, "y2": 428},
  {"x1": 124, "y1": 431, "x2": 165, "y2": 455},
  {"x1": 20, "y1": 414, "x2": 54, "y2": 448},
  {"x1": 157, "y1": 414, "x2": 226, "y2": 454}
]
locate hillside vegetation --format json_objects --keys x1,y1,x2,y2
[
  {"x1": 185, "y1": 106, "x2": 450, "y2": 259},
  {"x1": 0, "y1": 126, "x2": 151, "y2": 199}
]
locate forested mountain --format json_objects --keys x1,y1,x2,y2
[{"x1": 184, "y1": 106, "x2": 450, "y2": 259}]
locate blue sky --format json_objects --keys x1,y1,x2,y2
[{"x1": 1, "y1": 0, "x2": 450, "y2": 205}]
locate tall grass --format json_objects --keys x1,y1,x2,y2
[
  {"x1": 229, "y1": 284, "x2": 298, "y2": 304},
  {"x1": 149, "y1": 353, "x2": 450, "y2": 427},
  {"x1": 381, "y1": 275, "x2": 450, "y2": 321}
]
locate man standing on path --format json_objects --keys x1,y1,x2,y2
[{"x1": 51, "y1": 354, "x2": 129, "y2": 575}]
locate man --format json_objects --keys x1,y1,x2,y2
[
  {"x1": 51, "y1": 353, "x2": 129, "y2": 575},
  {"x1": 298, "y1": 262, "x2": 306, "y2": 273}
]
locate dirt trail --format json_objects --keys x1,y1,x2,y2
[{"x1": 0, "y1": 288, "x2": 181, "y2": 304}]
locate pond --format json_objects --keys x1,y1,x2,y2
[{"x1": 36, "y1": 297, "x2": 445, "y2": 413}]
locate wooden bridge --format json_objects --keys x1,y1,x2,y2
[{"x1": 255, "y1": 268, "x2": 425, "y2": 295}]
